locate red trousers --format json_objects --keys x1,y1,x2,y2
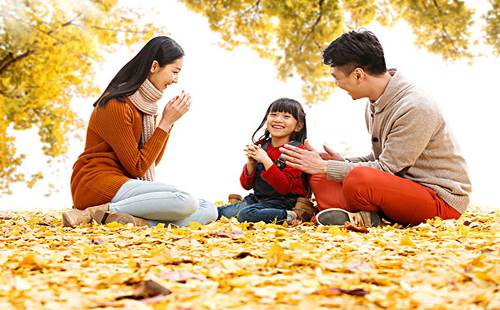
[{"x1": 310, "y1": 167, "x2": 461, "y2": 226}]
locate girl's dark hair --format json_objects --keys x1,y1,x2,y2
[
  {"x1": 252, "y1": 98, "x2": 307, "y2": 144},
  {"x1": 323, "y1": 29, "x2": 387, "y2": 75},
  {"x1": 94, "y1": 36, "x2": 184, "y2": 107}
]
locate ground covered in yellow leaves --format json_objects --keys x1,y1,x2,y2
[{"x1": 0, "y1": 207, "x2": 498, "y2": 309}]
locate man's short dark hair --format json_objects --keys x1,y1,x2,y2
[{"x1": 323, "y1": 30, "x2": 387, "y2": 75}]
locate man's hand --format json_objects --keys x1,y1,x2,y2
[
  {"x1": 279, "y1": 142, "x2": 328, "y2": 174},
  {"x1": 303, "y1": 140, "x2": 344, "y2": 161},
  {"x1": 320, "y1": 144, "x2": 344, "y2": 161}
]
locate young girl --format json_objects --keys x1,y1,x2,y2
[
  {"x1": 218, "y1": 98, "x2": 312, "y2": 224},
  {"x1": 62, "y1": 36, "x2": 218, "y2": 227}
]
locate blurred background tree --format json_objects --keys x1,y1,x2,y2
[
  {"x1": 179, "y1": 0, "x2": 499, "y2": 103},
  {"x1": 0, "y1": 0, "x2": 158, "y2": 194},
  {"x1": 1, "y1": 0, "x2": 498, "y2": 195}
]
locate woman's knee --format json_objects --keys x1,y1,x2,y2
[
  {"x1": 199, "y1": 199, "x2": 218, "y2": 223},
  {"x1": 173, "y1": 192, "x2": 198, "y2": 217}
]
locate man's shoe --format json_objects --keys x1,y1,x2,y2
[
  {"x1": 93, "y1": 210, "x2": 149, "y2": 226},
  {"x1": 62, "y1": 203, "x2": 110, "y2": 227},
  {"x1": 316, "y1": 208, "x2": 381, "y2": 227},
  {"x1": 292, "y1": 197, "x2": 316, "y2": 222}
]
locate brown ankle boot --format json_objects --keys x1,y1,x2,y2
[
  {"x1": 62, "y1": 209, "x2": 91, "y2": 227},
  {"x1": 228, "y1": 194, "x2": 242, "y2": 204},
  {"x1": 62, "y1": 203, "x2": 110, "y2": 228},
  {"x1": 292, "y1": 197, "x2": 316, "y2": 222},
  {"x1": 86, "y1": 203, "x2": 110, "y2": 219},
  {"x1": 93, "y1": 210, "x2": 149, "y2": 226}
]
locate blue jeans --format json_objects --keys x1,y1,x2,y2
[
  {"x1": 109, "y1": 180, "x2": 218, "y2": 227},
  {"x1": 218, "y1": 194, "x2": 296, "y2": 223}
]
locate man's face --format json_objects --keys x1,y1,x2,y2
[{"x1": 331, "y1": 66, "x2": 364, "y2": 100}]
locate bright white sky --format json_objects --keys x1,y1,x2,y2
[{"x1": 2, "y1": 0, "x2": 499, "y2": 210}]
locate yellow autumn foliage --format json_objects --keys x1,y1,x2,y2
[
  {"x1": 0, "y1": 0, "x2": 160, "y2": 194},
  {"x1": 0, "y1": 207, "x2": 498, "y2": 309},
  {"x1": 179, "y1": 0, "x2": 498, "y2": 104}
]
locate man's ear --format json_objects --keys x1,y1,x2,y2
[
  {"x1": 354, "y1": 67, "x2": 365, "y2": 81},
  {"x1": 150, "y1": 60, "x2": 160, "y2": 73}
]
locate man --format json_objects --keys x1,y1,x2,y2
[{"x1": 280, "y1": 30, "x2": 471, "y2": 226}]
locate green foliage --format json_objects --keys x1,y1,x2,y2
[
  {"x1": 0, "y1": 0, "x2": 159, "y2": 194},
  {"x1": 179, "y1": 0, "x2": 496, "y2": 103}
]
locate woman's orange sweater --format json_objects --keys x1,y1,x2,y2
[{"x1": 70, "y1": 98, "x2": 169, "y2": 209}]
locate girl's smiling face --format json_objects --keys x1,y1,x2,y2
[
  {"x1": 148, "y1": 57, "x2": 183, "y2": 91},
  {"x1": 266, "y1": 111, "x2": 302, "y2": 141}
]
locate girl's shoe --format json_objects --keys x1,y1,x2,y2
[
  {"x1": 315, "y1": 208, "x2": 381, "y2": 227},
  {"x1": 62, "y1": 203, "x2": 110, "y2": 227},
  {"x1": 292, "y1": 197, "x2": 316, "y2": 222},
  {"x1": 227, "y1": 194, "x2": 243, "y2": 204},
  {"x1": 92, "y1": 210, "x2": 149, "y2": 226}
]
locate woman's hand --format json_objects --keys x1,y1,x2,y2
[{"x1": 158, "y1": 90, "x2": 191, "y2": 132}]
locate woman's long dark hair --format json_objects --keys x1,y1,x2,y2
[
  {"x1": 252, "y1": 98, "x2": 307, "y2": 144},
  {"x1": 94, "y1": 36, "x2": 184, "y2": 107}
]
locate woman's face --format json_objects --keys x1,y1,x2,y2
[{"x1": 148, "y1": 57, "x2": 183, "y2": 91}]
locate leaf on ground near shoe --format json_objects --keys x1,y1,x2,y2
[
  {"x1": 104, "y1": 221, "x2": 124, "y2": 228},
  {"x1": 343, "y1": 222, "x2": 369, "y2": 233},
  {"x1": 188, "y1": 221, "x2": 203, "y2": 229},
  {"x1": 116, "y1": 279, "x2": 171, "y2": 300},
  {"x1": 313, "y1": 287, "x2": 370, "y2": 297},
  {"x1": 400, "y1": 236, "x2": 416, "y2": 246}
]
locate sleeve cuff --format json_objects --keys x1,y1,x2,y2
[
  {"x1": 243, "y1": 165, "x2": 256, "y2": 178},
  {"x1": 326, "y1": 160, "x2": 351, "y2": 182}
]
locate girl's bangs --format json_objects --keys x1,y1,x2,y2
[{"x1": 269, "y1": 99, "x2": 300, "y2": 118}]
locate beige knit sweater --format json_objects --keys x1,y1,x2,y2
[{"x1": 326, "y1": 70, "x2": 472, "y2": 214}]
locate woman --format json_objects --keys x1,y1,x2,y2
[{"x1": 63, "y1": 36, "x2": 218, "y2": 227}]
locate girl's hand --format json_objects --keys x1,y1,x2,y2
[
  {"x1": 158, "y1": 90, "x2": 191, "y2": 131},
  {"x1": 244, "y1": 144, "x2": 257, "y2": 175},
  {"x1": 246, "y1": 144, "x2": 273, "y2": 169},
  {"x1": 244, "y1": 144, "x2": 258, "y2": 162}
]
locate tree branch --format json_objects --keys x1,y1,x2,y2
[
  {"x1": 0, "y1": 51, "x2": 34, "y2": 76},
  {"x1": 89, "y1": 25, "x2": 151, "y2": 34},
  {"x1": 298, "y1": 0, "x2": 324, "y2": 52},
  {"x1": 429, "y1": 0, "x2": 460, "y2": 53}
]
